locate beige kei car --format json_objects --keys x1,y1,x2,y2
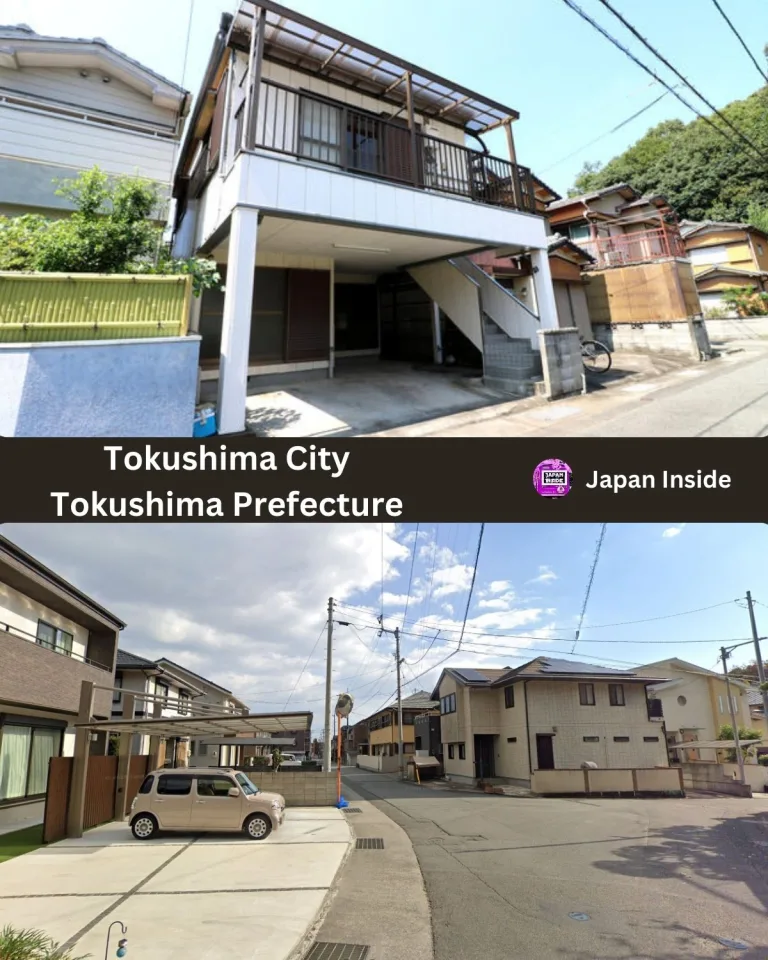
[{"x1": 130, "y1": 768, "x2": 286, "y2": 841}]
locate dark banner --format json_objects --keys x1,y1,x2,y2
[{"x1": 0, "y1": 438, "x2": 762, "y2": 522}]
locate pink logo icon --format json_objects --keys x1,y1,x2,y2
[{"x1": 533, "y1": 459, "x2": 572, "y2": 498}]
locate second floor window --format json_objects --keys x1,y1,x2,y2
[
  {"x1": 440, "y1": 694, "x2": 456, "y2": 715},
  {"x1": 579, "y1": 683, "x2": 596, "y2": 706},
  {"x1": 504, "y1": 686, "x2": 515, "y2": 709},
  {"x1": 112, "y1": 676, "x2": 123, "y2": 705},
  {"x1": 178, "y1": 692, "x2": 190, "y2": 715},
  {"x1": 156, "y1": 682, "x2": 169, "y2": 707},
  {"x1": 609, "y1": 684, "x2": 626, "y2": 707},
  {"x1": 36, "y1": 621, "x2": 73, "y2": 657},
  {"x1": 299, "y1": 98, "x2": 341, "y2": 165}
]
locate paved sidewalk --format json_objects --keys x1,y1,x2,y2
[
  {"x1": 0, "y1": 809, "x2": 351, "y2": 960},
  {"x1": 303, "y1": 776, "x2": 433, "y2": 960}
]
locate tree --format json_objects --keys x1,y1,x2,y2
[
  {"x1": 717, "y1": 723, "x2": 762, "y2": 762},
  {"x1": 565, "y1": 85, "x2": 768, "y2": 221},
  {"x1": 728, "y1": 661, "x2": 768, "y2": 680},
  {"x1": 0, "y1": 166, "x2": 219, "y2": 296}
]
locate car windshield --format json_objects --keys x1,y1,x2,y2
[{"x1": 235, "y1": 772, "x2": 259, "y2": 795}]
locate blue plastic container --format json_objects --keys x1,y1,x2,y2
[{"x1": 193, "y1": 405, "x2": 217, "y2": 438}]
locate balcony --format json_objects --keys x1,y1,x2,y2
[
  {"x1": 0, "y1": 622, "x2": 113, "y2": 717},
  {"x1": 251, "y1": 81, "x2": 538, "y2": 215},
  {"x1": 583, "y1": 227, "x2": 688, "y2": 269}
]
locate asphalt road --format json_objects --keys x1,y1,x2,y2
[
  {"x1": 375, "y1": 344, "x2": 768, "y2": 438},
  {"x1": 343, "y1": 769, "x2": 768, "y2": 960}
]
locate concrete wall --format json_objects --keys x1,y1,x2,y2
[
  {"x1": 703, "y1": 315, "x2": 768, "y2": 342},
  {"x1": 531, "y1": 767, "x2": 683, "y2": 796},
  {"x1": 592, "y1": 320, "x2": 711, "y2": 360},
  {"x1": 244, "y1": 771, "x2": 337, "y2": 806},
  {"x1": 0, "y1": 335, "x2": 200, "y2": 437},
  {"x1": 680, "y1": 762, "x2": 754, "y2": 796},
  {"x1": 538, "y1": 327, "x2": 584, "y2": 398},
  {"x1": 722, "y1": 763, "x2": 768, "y2": 791},
  {"x1": 356, "y1": 754, "x2": 401, "y2": 773}
]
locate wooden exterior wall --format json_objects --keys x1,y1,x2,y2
[{"x1": 584, "y1": 259, "x2": 700, "y2": 324}]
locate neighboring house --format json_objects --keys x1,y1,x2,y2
[
  {"x1": 431, "y1": 659, "x2": 668, "y2": 786},
  {"x1": 680, "y1": 220, "x2": 768, "y2": 316},
  {"x1": 546, "y1": 183, "x2": 709, "y2": 358},
  {"x1": 0, "y1": 24, "x2": 189, "y2": 220},
  {"x1": 413, "y1": 711, "x2": 442, "y2": 760},
  {"x1": 171, "y1": 1, "x2": 563, "y2": 434},
  {"x1": 112, "y1": 651, "x2": 248, "y2": 767},
  {"x1": 745, "y1": 685, "x2": 768, "y2": 741},
  {"x1": 364, "y1": 691, "x2": 440, "y2": 758},
  {"x1": 635, "y1": 658, "x2": 753, "y2": 762},
  {"x1": 0, "y1": 535, "x2": 124, "y2": 812},
  {"x1": 470, "y1": 176, "x2": 596, "y2": 340}
]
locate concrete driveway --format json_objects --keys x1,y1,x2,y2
[{"x1": 0, "y1": 808, "x2": 351, "y2": 960}]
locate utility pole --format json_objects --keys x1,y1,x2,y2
[
  {"x1": 746, "y1": 592, "x2": 768, "y2": 724},
  {"x1": 323, "y1": 598, "x2": 334, "y2": 774},
  {"x1": 721, "y1": 646, "x2": 745, "y2": 784},
  {"x1": 395, "y1": 627, "x2": 404, "y2": 778}
]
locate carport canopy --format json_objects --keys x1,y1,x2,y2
[{"x1": 75, "y1": 711, "x2": 312, "y2": 739}]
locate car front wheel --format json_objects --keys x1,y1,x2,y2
[
  {"x1": 244, "y1": 813, "x2": 272, "y2": 840},
  {"x1": 131, "y1": 813, "x2": 158, "y2": 840}
]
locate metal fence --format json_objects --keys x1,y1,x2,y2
[
  {"x1": 0, "y1": 273, "x2": 193, "y2": 343},
  {"x1": 253, "y1": 80, "x2": 537, "y2": 214}
]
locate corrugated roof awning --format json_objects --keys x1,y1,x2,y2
[
  {"x1": 200, "y1": 736, "x2": 296, "y2": 746},
  {"x1": 233, "y1": 1, "x2": 518, "y2": 133},
  {"x1": 77, "y1": 711, "x2": 311, "y2": 739}
]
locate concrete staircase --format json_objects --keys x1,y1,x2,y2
[{"x1": 408, "y1": 256, "x2": 544, "y2": 397}]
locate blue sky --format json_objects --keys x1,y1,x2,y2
[
  {"x1": 5, "y1": 522, "x2": 767, "y2": 727},
  {"x1": 7, "y1": 0, "x2": 768, "y2": 195}
]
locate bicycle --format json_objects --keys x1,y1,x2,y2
[{"x1": 580, "y1": 338, "x2": 613, "y2": 376}]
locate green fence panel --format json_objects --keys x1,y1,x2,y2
[{"x1": 0, "y1": 272, "x2": 193, "y2": 343}]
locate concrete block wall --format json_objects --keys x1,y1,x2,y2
[
  {"x1": 0, "y1": 335, "x2": 201, "y2": 437},
  {"x1": 538, "y1": 327, "x2": 584, "y2": 399},
  {"x1": 482, "y1": 315, "x2": 542, "y2": 397},
  {"x1": 704, "y1": 315, "x2": 768, "y2": 342},
  {"x1": 593, "y1": 320, "x2": 712, "y2": 360},
  {"x1": 245, "y1": 771, "x2": 338, "y2": 806}
]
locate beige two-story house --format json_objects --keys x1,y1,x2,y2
[
  {"x1": 432, "y1": 658, "x2": 668, "y2": 786},
  {"x1": 0, "y1": 535, "x2": 124, "y2": 821},
  {"x1": 635, "y1": 658, "x2": 754, "y2": 761},
  {"x1": 364, "y1": 691, "x2": 439, "y2": 759}
]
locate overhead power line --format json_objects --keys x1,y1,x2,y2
[
  {"x1": 283, "y1": 621, "x2": 326, "y2": 710},
  {"x1": 595, "y1": 0, "x2": 768, "y2": 164},
  {"x1": 458, "y1": 523, "x2": 485, "y2": 650},
  {"x1": 572, "y1": 523, "x2": 608, "y2": 654},
  {"x1": 709, "y1": 0, "x2": 768, "y2": 85},
  {"x1": 335, "y1": 597, "x2": 743, "y2": 638},
  {"x1": 402, "y1": 522, "x2": 420, "y2": 629},
  {"x1": 558, "y1": 0, "x2": 768, "y2": 166},
  {"x1": 540, "y1": 86, "x2": 676, "y2": 174}
]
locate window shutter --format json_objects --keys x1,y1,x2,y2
[{"x1": 208, "y1": 75, "x2": 228, "y2": 170}]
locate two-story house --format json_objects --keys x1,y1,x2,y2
[
  {"x1": 171, "y1": 1, "x2": 565, "y2": 434},
  {"x1": 0, "y1": 535, "x2": 124, "y2": 822},
  {"x1": 545, "y1": 183, "x2": 709, "y2": 359},
  {"x1": 364, "y1": 691, "x2": 440, "y2": 759},
  {"x1": 0, "y1": 25, "x2": 189, "y2": 220},
  {"x1": 432, "y1": 659, "x2": 668, "y2": 786},
  {"x1": 635, "y1": 658, "x2": 754, "y2": 762},
  {"x1": 680, "y1": 220, "x2": 768, "y2": 323},
  {"x1": 112, "y1": 651, "x2": 249, "y2": 767}
]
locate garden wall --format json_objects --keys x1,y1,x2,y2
[{"x1": 0, "y1": 335, "x2": 201, "y2": 437}]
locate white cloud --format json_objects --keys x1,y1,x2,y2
[
  {"x1": 527, "y1": 565, "x2": 558, "y2": 585},
  {"x1": 431, "y1": 563, "x2": 474, "y2": 599},
  {"x1": 487, "y1": 580, "x2": 512, "y2": 594},
  {"x1": 662, "y1": 524, "x2": 687, "y2": 539}
]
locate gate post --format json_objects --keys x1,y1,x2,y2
[
  {"x1": 66, "y1": 680, "x2": 95, "y2": 839},
  {"x1": 114, "y1": 693, "x2": 136, "y2": 821}
]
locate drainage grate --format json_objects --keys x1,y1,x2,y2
[
  {"x1": 355, "y1": 837, "x2": 385, "y2": 850},
  {"x1": 344, "y1": 807, "x2": 362, "y2": 813},
  {"x1": 306, "y1": 943, "x2": 370, "y2": 960}
]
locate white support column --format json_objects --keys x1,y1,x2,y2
[
  {"x1": 218, "y1": 206, "x2": 259, "y2": 434},
  {"x1": 530, "y1": 247, "x2": 559, "y2": 331},
  {"x1": 329, "y1": 260, "x2": 335, "y2": 380},
  {"x1": 431, "y1": 301, "x2": 443, "y2": 365}
]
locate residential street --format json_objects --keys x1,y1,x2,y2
[
  {"x1": 373, "y1": 344, "x2": 768, "y2": 438},
  {"x1": 343, "y1": 769, "x2": 768, "y2": 960}
]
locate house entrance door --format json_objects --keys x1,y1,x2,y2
[
  {"x1": 474, "y1": 735, "x2": 495, "y2": 779},
  {"x1": 536, "y1": 734, "x2": 555, "y2": 770}
]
